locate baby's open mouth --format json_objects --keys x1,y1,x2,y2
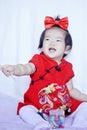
[{"x1": 49, "y1": 48, "x2": 56, "y2": 52}]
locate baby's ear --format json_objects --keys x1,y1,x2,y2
[{"x1": 64, "y1": 45, "x2": 71, "y2": 55}]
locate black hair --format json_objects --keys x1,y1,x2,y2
[{"x1": 38, "y1": 16, "x2": 73, "y2": 57}]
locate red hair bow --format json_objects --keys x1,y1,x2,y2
[{"x1": 44, "y1": 16, "x2": 68, "y2": 30}]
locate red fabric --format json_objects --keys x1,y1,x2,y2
[
  {"x1": 17, "y1": 52, "x2": 82, "y2": 114},
  {"x1": 70, "y1": 97, "x2": 82, "y2": 112}
]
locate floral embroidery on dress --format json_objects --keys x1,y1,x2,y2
[{"x1": 38, "y1": 83, "x2": 72, "y2": 114}]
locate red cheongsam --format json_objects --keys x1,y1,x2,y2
[{"x1": 17, "y1": 52, "x2": 82, "y2": 115}]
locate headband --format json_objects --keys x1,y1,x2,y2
[{"x1": 44, "y1": 16, "x2": 68, "y2": 30}]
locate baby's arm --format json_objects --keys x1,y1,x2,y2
[
  {"x1": 67, "y1": 80, "x2": 87, "y2": 102},
  {"x1": 0, "y1": 62, "x2": 36, "y2": 77}
]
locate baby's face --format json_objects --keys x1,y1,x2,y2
[{"x1": 42, "y1": 27, "x2": 67, "y2": 64}]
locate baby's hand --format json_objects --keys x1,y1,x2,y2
[{"x1": 0, "y1": 65, "x2": 15, "y2": 77}]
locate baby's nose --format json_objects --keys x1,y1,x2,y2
[{"x1": 50, "y1": 40, "x2": 56, "y2": 45}]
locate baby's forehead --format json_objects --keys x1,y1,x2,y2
[{"x1": 45, "y1": 27, "x2": 67, "y2": 37}]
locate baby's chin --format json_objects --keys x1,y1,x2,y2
[
  {"x1": 45, "y1": 54, "x2": 57, "y2": 60},
  {"x1": 43, "y1": 51, "x2": 57, "y2": 59}
]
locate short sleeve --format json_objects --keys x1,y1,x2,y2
[
  {"x1": 65, "y1": 62, "x2": 74, "y2": 83},
  {"x1": 29, "y1": 54, "x2": 44, "y2": 76}
]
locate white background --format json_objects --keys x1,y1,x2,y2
[{"x1": 0, "y1": 0, "x2": 87, "y2": 99}]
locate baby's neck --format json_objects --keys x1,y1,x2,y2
[{"x1": 54, "y1": 58, "x2": 62, "y2": 65}]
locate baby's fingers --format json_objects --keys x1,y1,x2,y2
[
  {"x1": 0, "y1": 65, "x2": 12, "y2": 76},
  {"x1": 2, "y1": 69, "x2": 11, "y2": 76}
]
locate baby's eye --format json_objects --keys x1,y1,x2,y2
[
  {"x1": 45, "y1": 38, "x2": 50, "y2": 41},
  {"x1": 56, "y1": 39, "x2": 60, "y2": 42},
  {"x1": 56, "y1": 39, "x2": 63, "y2": 42}
]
